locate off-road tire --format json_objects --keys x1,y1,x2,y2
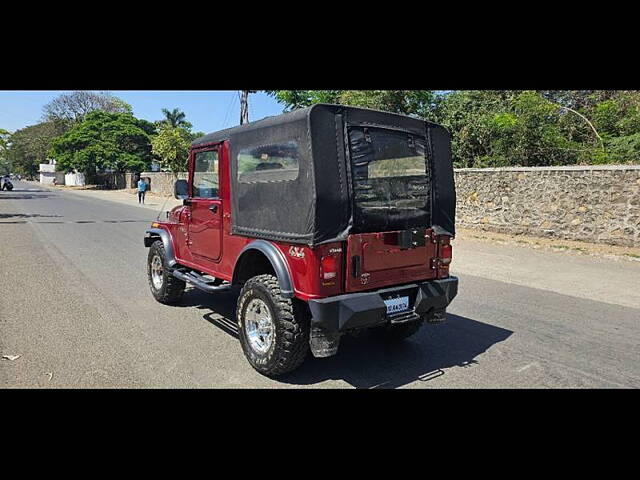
[
  {"x1": 372, "y1": 319, "x2": 424, "y2": 342},
  {"x1": 237, "y1": 274, "x2": 310, "y2": 377},
  {"x1": 147, "y1": 240, "x2": 185, "y2": 304}
]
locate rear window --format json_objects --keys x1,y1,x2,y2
[
  {"x1": 349, "y1": 126, "x2": 430, "y2": 232},
  {"x1": 350, "y1": 127, "x2": 429, "y2": 208},
  {"x1": 237, "y1": 141, "x2": 299, "y2": 184}
]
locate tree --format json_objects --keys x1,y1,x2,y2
[
  {"x1": 49, "y1": 111, "x2": 154, "y2": 176},
  {"x1": 434, "y1": 90, "x2": 594, "y2": 167},
  {"x1": 267, "y1": 89, "x2": 640, "y2": 167},
  {"x1": 42, "y1": 91, "x2": 133, "y2": 129},
  {"x1": 150, "y1": 124, "x2": 192, "y2": 173},
  {"x1": 265, "y1": 90, "x2": 436, "y2": 118},
  {"x1": 5, "y1": 122, "x2": 66, "y2": 177},
  {"x1": 0, "y1": 128, "x2": 11, "y2": 174},
  {"x1": 159, "y1": 108, "x2": 193, "y2": 130},
  {"x1": 338, "y1": 90, "x2": 435, "y2": 118}
]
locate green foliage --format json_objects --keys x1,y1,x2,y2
[
  {"x1": 602, "y1": 133, "x2": 640, "y2": 164},
  {"x1": 338, "y1": 90, "x2": 435, "y2": 118},
  {"x1": 267, "y1": 89, "x2": 640, "y2": 167},
  {"x1": 264, "y1": 90, "x2": 343, "y2": 110},
  {"x1": 159, "y1": 108, "x2": 193, "y2": 130},
  {"x1": 190, "y1": 131, "x2": 206, "y2": 141},
  {"x1": 49, "y1": 111, "x2": 154, "y2": 175},
  {"x1": 265, "y1": 90, "x2": 435, "y2": 118},
  {"x1": 0, "y1": 128, "x2": 11, "y2": 174},
  {"x1": 150, "y1": 124, "x2": 192, "y2": 173},
  {"x1": 435, "y1": 90, "x2": 606, "y2": 167},
  {"x1": 6, "y1": 122, "x2": 66, "y2": 177}
]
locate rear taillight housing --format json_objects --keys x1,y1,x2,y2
[
  {"x1": 321, "y1": 255, "x2": 338, "y2": 281},
  {"x1": 436, "y1": 236, "x2": 452, "y2": 278},
  {"x1": 439, "y1": 244, "x2": 452, "y2": 265}
]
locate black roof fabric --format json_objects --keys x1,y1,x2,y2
[
  {"x1": 191, "y1": 107, "x2": 312, "y2": 147},
  {"x1": 193, "y1": 104, "x2": 455, "y2": 244}
]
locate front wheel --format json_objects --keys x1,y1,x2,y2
[
  {"x1": 147, "y1": 240, "x2": 185, "y2": 304},
  {"x1": 237, "y1": 274, "x2": 310, "y2": 377}
]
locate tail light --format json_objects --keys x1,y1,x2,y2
[
  {"x1": 321, "y1": 255, "x2": 338, "y2": 281},
  {"x1": 434, "y1": 236, "x2": 452, "y2": 278},
  {"x1": 439, "y1": 244, "x2": 452, "y2": 265}
]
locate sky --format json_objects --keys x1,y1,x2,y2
[{"x1": 0, "y1": 90, "x2": 286, "y2": 134}]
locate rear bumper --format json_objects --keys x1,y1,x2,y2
[{"x1": 307, "y1": 276, "x2": 458, "y2": 333}]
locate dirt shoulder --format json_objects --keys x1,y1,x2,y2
[{"x1": 455, "y1": 227, "x2": 640, "y2": 263}]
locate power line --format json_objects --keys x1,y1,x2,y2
[{"x1": 221, "y1": 91, "x2": 236, "y2": 129}]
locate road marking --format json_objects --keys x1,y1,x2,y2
[
  {"x1": 0, "y1": 219, "x2": 149, "y2": 225},
  {"x1": 518, "y1": 362, "x2": 540, "y2": 372}
]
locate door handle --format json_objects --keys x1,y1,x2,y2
[{"x1": 209, "y1": 204, "x2": 219, "y2": 214}]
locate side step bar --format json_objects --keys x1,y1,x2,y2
[{"x1": 171, "y1": 269, "x2": 232, "y2": 294}]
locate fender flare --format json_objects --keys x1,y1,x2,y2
[
  {"x1": 144, "y1": 228, "x2": 177, "y2": 268},
  {"x1": 233, "y1": 240, "x2": 294, "y2": 298}
]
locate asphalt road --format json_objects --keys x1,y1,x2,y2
[{"x1": 1, "y1": 180, "x2": 639, "y2": 388}]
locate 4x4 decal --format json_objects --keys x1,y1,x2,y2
[{"x1": 288, "y1": 246, "x2": 305, "y2": 258}]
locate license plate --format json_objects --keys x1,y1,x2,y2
[{"x1": 384, "y1": 296, "x2": 409, "y2": 315}]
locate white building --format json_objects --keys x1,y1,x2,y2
[{"x1": 39, "y1": 161, "x2": 62, "y2": 185}]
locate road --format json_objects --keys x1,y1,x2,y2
[{"x1": 1, "y1": 180, "x2": 639, "y2": 388}]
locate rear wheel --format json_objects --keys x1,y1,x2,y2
[
  {"x1": 237, "y1": 274, "x2": 309, "y2": 377},
  {"x1": 147, "y1": 240, "x2": 185, "y2": 304}
]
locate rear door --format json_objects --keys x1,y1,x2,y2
[
  {"x1": 187, "y1": 147, "x2": 223, "y2": 262},
  {"x1": 345, "y1": 229, "x2": 438, "y2": 292},
  {"x1": 344, "y1": 125, "x2": 437, "y2": 292}
]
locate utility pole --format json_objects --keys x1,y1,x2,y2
[{"x1": 240, "y1": 90, "x2": 256, "y2": 125}]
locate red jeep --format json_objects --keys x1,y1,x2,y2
[{"x1": 144, "y1": 104, "x2": 458, "y2": 377}]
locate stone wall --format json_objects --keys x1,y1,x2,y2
[
  {"x1": 454, "y1": 165, "x2": 640, "y2": 247},
  {"x1": 138, "y1": 172, "x2": 188, "y2": 196},
  {"x1": 91, "y1": 172, "x2": 188, "y2": 194}
]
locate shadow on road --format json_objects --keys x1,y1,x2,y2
[
  {"x1": 179, "y1": 287, "x2": 513, "y2": 388},
  {"x1": 0, "y1": 192, "x2": 56, "y2": 200},
  {"x1": 0, "y1": 213, "x2": 62, "y2": 219}
]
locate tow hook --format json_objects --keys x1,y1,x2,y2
[
  {"x1": 309, "y1": 326, "x2": 341, "y2": 358},
  {"x1": 426, "y1": 309, "x2": 447, "y2": 323}
]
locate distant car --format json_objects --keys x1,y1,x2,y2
[{"x1": 144, "y1": 104, "x2": 458, "y2": 377}]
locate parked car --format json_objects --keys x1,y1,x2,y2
[{"x1": 144, "y1": 104, "x2": 458, "y2": 376}]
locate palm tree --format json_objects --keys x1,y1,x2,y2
[{"x1": 160, "y1": 108, "x2": 191, "y2": 129}]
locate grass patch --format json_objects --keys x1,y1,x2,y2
[
  {"x1": 551, "y1": 245, "x2": 570, "y2": 250},
  {"x1": 624, "y1": 253, "x2": 640, "y2": 259}
]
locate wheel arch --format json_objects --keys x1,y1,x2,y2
[
  {"x1": 233, "y1": 240, "x2": 294, "y2": 298},
  {"x1": 144, "y1": 228, "x2": 177, "y2": 268}
]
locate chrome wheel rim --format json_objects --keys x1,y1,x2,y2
[
  {"x1": 245, "y1": 298, "x2": 274, "y2": 354},
  {"x1": 151, "y1": 254, "x2": 164, "y2": 290}
]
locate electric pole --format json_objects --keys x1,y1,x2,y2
[{"x1": 240, "y1": 90, "x2": 256, "y2": 125}]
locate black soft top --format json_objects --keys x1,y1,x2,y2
[{"x1": 192, "y1": 104, "x2": 455, "y2": 246}]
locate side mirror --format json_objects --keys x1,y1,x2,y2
[{"x1": 174, "y1": 179, "x2": 188, "y2": 200}]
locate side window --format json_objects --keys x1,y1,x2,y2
[
  {"x1": 193, "y1": 150, "x2": 219, "y2": 198},
  {"x1": 237, "y1": 141, "x2": 299, "y2": 184}
]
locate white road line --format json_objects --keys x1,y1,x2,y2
[{"x1": 518, "y1": 362, "x2": 540, "y2": 372}]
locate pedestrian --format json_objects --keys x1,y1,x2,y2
[{"x1": 137, "y1": 177, "x2": 147, "y2": 204}]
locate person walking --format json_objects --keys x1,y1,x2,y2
[{"x1": 137, "y1": 177, "x2": 147, "y2": 204}]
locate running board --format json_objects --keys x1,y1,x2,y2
[{"x1": 171, "y1": 270, "x2": 232, "y2": 294}]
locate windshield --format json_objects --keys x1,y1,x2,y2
[{"x1": 348, "y1": 127, "x2": 430, "y2": 231}]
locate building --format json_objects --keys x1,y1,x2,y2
[{"x1": 39, "y1": 160, "x2": 64, "y2": 185}]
